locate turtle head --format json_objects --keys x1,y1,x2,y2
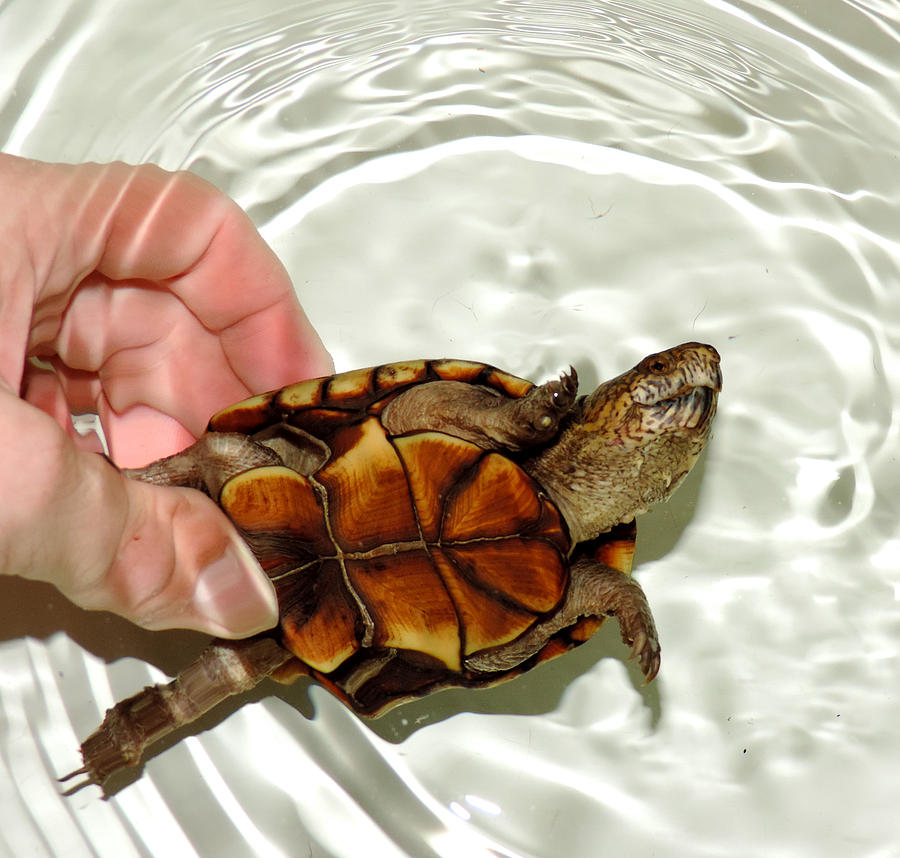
[
  {"x1": 526, "y1": 342, "x2": 722, "y2": 543},
  {"x1": 581, "y1": 341, "x2": 721, "y2": 462}
]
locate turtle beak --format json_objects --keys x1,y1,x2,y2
[
  {"x1": 702, "y1": 346, "x2": 723, "y2": 394},
  {"x1": 691, "y1": 345, "x2": 722, "y2": 431},
  {"x1": 684, "y1": 384, "x2": 718, "y2": 430},
  {"x1": 684, "y1": 344, "x2": 721, "y2": 428}
]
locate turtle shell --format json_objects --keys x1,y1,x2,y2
[
  {"x1": 209, "y1": 360, "x2": 633, "y2": 715},
  {"x1": 208, "y1": 359, "x2": 535, "y2": 436}
]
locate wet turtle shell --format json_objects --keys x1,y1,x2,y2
[{"x1": 209, "y1": 359, "x2": 633, "y2": 715}]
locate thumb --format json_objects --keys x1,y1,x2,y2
[
  {"x1": 0, "y1": 395, "x2": 278, "y2": 638},
  {"x1": 97, "y1": 470, "x2": 281, "y2": 638}
]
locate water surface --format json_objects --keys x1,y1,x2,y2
[{"x1": 2, "y1": 1, "x2": 899, "y2": 856}]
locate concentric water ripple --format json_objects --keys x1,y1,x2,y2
[{"x1": 2, "y1": 0, "x2": 900, "y2": 856}]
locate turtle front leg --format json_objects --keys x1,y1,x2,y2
[
  {"x1": 381, "y1": 368, "x2": 578, "y2": 451},
  {"x1": 465, "y1": 557, "x2": 660, "y2": 681}
]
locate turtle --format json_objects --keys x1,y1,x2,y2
[{"x1": 61, "y1": 341, "x2": 721, "y2": 791}]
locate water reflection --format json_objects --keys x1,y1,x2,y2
[{"x1": 2, "y1": 0, "x2": 899, "y2": 856}]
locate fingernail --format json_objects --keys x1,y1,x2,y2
[{"x1": 192, "y1": 536, "x2": 278, "y2": 637}]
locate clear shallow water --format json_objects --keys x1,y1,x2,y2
[{"x1": 2, "y1": 0, "x2": 900, "y2": 856}]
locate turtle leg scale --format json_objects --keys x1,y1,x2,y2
[
  {"x1": 60, "y1": 636, "x2": 293, "y2": 791},
  {"x1": 466, "y1": 557, "x2": 660, "y2": 681},
  {"x1": 381, "y1": 368, "x2": 578, "y2": 451},
  {"x1": 123, "y1": 432, "x2": 283, "y2": 496}
]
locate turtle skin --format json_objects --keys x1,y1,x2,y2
[
  {"x1": 180, "y1": 359, "x2": 655, "y2": 715},
  {"x1": 63, "y1": 346, "x2": 721, "y2": 790}
]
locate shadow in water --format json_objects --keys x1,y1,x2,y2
[
  {"x1": 364, "y1": 621, "x2": 662, "y2": 745},
  {"x1": 634, "y1": 447, "x2": 711, "y2": 567},
  {"x1": 4, "y1": 453, "x2": 712, "y2": 794},
  {"x1": 0, "y1": 575, "x2": 207, "y2": 675}
]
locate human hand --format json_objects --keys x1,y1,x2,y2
[{"x1": 0, "y1": 154, "x2": 332, "y2": 638}]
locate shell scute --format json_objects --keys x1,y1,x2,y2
[
  {"x1": 393, "y1": 432, "x2": 483, "y2": 541},
  {"x1": 429, "y1": 359, "x2": 535, "y2": 398},
  {"x1": 219, "y1": 466, "x2": 332, "y2": 557},
  {"x1": 321, "y1": 366, "x2": 376, "y2": 408},
  {"x1": 287, "y1": 408, "x2": 363, "y2": 436},
  {"x1": 431, "y1": 550, "x2": 537, "y2": 656},
  {"x1": 211, "y1": 360, "x2": 535, "y2": 437},
  {"x1": 274, "y1": 377, "x2": 328, "y2": 411},
  {"x1": 590, "y1": 520, "x2": 636, "y2": 577},
  {"x1": 373, "y1": 360, "x2": 430, "y2": 391},
  {"x1": 346, "y1": 553, "x2": 461, "y2": 670},
  {"x1": 483, "y1": 367, "x2": 535, "y2": 398},
  {"x1": 446, "y1": 539, "x2": 567, "y2": 615},
  {"x1": 209, "y1": 390, "x2": 279, "y2": 434},
  {"x1": 316, "y1": 418, "x2": 420, "y2": 552},
  {"x1": 441, "y1": 453, "x2": 543, "y2": 542},
  {"x1": 532, "y1": 497, "x2": 570, "y2": 553},
  {"x1": 429, "y1": 359, "x2": 489, "y2": 382},
  {"x1": 279, "y1": 559, "x2": 360, "y2": 673}
]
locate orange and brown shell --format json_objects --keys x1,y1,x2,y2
[{"x1": 208, "y1": 360, "x2": 635, "y2": 714}]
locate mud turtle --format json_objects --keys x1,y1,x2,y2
[{"x1": 63, "y1": 342, "x2": 721, "y2": 790}]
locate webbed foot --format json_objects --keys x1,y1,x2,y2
[
  {"x1": 503, "y1": 367, "x2": 578, "y2": 448},
  {"x1": 568, "y1": 558, "x2": 660, "y2": 682},
  {"x1": 616, "y1": 595, "x2": 661, "y2": 682},
  {"x1": 381, "y1": 367, "x2": 579, "y2": 452}
]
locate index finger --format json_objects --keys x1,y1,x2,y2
[{"x1": 71, "y1": 161, "x2": 333, "y2": 391}]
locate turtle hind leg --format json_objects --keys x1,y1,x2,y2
[
  {"x1": 123, "y1": 433, "x2": 283, "y2": 496},
  {"x1": 381, "y1": 368, "x2": 578, "y2": 452},
  {"x1": 60, "y1": 636, "x2": 293, "y2": 792},
  {"x1": 466, "y1": 557, "x2": 660, "y2": 682}
]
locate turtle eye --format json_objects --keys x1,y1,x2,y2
[{"x1": 648, "y1": 358, "x2": 669, "y2": 373}]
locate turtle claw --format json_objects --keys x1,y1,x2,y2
[
  {"x1": 517, "y1": 368, "x2": 579, "y2": 443},
  {"x1": 629, "y1": 629, "x2": 647, "y2": 659},
  {"x1": 615, "y1": 594, "x2": 660, "y2": 683},
  {"x1": 566, "y1": 561, "x2": 661, "y2": 684},
  {"x1": 58, "y1": 764, "x2": 98, "y2": 796},
  {"x1": 58, "y1": 765, "x2": 88, "y2": 782},
  {"x1": 549, "y1": 367, "x2": 578, "y2": 413},
  {"x1": 629, "y1": 628, "x2": 660, "y2": 683}
]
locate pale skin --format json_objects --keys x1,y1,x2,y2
[{"x1": 0, "y1": 154, "x2": 332, "y2": 638}]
